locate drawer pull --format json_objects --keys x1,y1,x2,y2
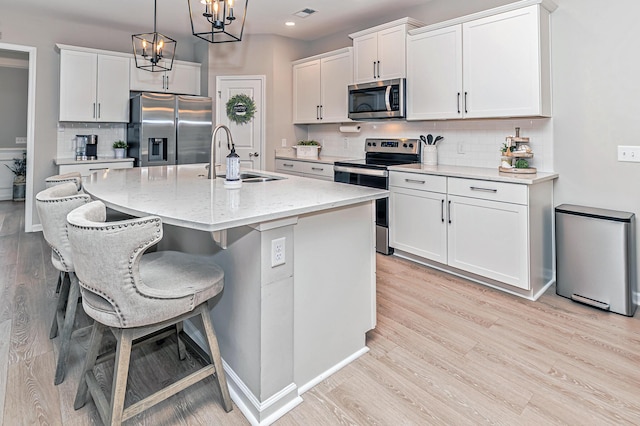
[
  {"x1": 470, "y1": 186, "x2": 497, "y2": 193},
  {"x1": 283, "y1": 163, "x2": 294, "y2": 167},
  {"x1": 89, "y1": 168, "x2": 108, "y2": 171},
  {"x1": 311, "y1": 167, "x2": 324, "y2": 171},
  {"x1": 405, "y1": 179, "x2": 425, "y2": 184}
]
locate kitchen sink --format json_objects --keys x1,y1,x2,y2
[{"x1": 218, "y1": 173, "x2": 284, "y2": 183}]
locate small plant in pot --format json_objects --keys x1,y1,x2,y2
[
  {"x1": 113, "y1": 140, "x2": 127, "y2": 159},
  {"x1": 5, "y1": 152, "x2": 26, "y2": 201}
]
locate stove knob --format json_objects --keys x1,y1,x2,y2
[
  {"x1": 367, "y1": 142, "x2": 371, "y2": 146},
  {"x1": 403, "y1": 143, "x2": 408, "y2": 148},
  {"x1": 409, "y1": 143, "x2": 414, "y2": 148},
  {"x1": 372, "y1": 142, "x2": 377, "y2": 146}
]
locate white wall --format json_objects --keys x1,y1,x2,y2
[{"x1": 205, "y1": 34, "x2": 309, "y2": 171}]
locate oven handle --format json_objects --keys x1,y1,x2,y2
[
  {"x1": 385, "y1": 85, "x2": 392, "y2": 111},
  {"x1": 334, "y1": 165, "x2": 389, "y2": 178}
]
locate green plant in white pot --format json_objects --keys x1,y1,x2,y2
[
  {"x1": 5, "y1": 152, "x2": 26, "y2": 201},
  {"x1": 113, "y1": 140, "x2": 127, "y2": 159}
]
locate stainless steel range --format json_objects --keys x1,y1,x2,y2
[{"x1": 334, "y1": 138, "x2": 421, "y2": 255}]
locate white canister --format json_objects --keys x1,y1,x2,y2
[{"x1": 423, "y1": 146, "x2": 438, "y2": 166}]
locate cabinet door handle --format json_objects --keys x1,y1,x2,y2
[
  {"x1": 311, "y1": 167, "x2": 324, "y2": 171},
  {"x1": 404, "y1": 178, "x2": 425, "y2": 184},
  {"x1": 93, "y1": 102, "x2": 96, "y2": 118},
  {"x1": 457, "y1": 92, "x2": 461, "y2": 114},
  {"x1": 316, "y1": 105, "x2": 320, "y2": 120},
  {"x1": 166, "y1": 75, "x2": 169, "y2": 91},
  {"x1": 441, "y1": 199, "x2": 445, "y2": 223},
  {"x1": 377, "y1": 60, "x2": 381, "y2": 78},
  {"x1": 98, "y1": 103, "x2": 101, "y2": 118},
  {"x1": 448, "y1": 200, "x2": 452, "y2": 224},
  {"x1": 320, "y1": 105, "x2": 323, "y2": 120},
  {"x1": 373, "y1": 61, "x2": 376, "y2": 79},
  {"x1": 470, "y1": 186, "x2": 498, "y2": 193},
  {"x1": 464, "y1": 91, "x2": 468, "y2": 114}
]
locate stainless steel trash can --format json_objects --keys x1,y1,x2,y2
[{"x1": 555, "y1": 204, "x2": 637, "y2": 316}]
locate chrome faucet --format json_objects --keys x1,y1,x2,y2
[{"x1": 208, "y1": 124, "x2": 235, "y2": 179}]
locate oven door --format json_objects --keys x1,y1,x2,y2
[{"x1": 334, "y1": 165, "x2": 391, "y2": 254}]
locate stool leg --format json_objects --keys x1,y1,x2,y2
[
  {"x1": 54, "y1": 272, "x2": 80, "y2": 385},
  {"x1": 55, "y1": 270, "x2": 63, "y2": 294},
  {"x1": 74, "y1": 322, "x2": 105, "y2": 410},
  {"x1": 50, "y1": 272, "x2": 70, "y2": 339},
  {"x1": 109, "y1": 328, "x2": 133, "y2": 426},
  {"x1": 200, "y1": 302, "x2": 232, "y2": 412},
  {"x1": 175, "y1": 322, "x2": 187, "y2": 360}
]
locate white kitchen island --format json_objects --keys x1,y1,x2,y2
[{"x1": 82, "y1": 164, "x2": 387, "y2": 425}]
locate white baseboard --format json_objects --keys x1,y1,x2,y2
[{"x1": 298, "y1": 346, "x2": 370, "y2": 394}]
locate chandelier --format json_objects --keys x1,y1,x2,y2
[
  {"x1": 132, "y1": 0, "x2": 177, "y2": 72},
  {"x1": 188, "y1": 0, "x2": 248, "y2": 44}
]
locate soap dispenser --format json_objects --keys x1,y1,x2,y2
[{"x1": 225, "y1": 144, "x2": 242, "y2": 188}]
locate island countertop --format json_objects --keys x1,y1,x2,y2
[{"x1": 82, "y1": 164, "x2": 388, "y2": 232}]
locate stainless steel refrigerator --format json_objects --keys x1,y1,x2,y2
[{"x1": 127, "y1": 93, "x2": 212, "y2": 167}]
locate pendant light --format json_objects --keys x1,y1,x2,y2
[
  {"x1": 187, "y1": 0, "x2": 248, "y2": 44},
  {"x1": 132, "y1": 0, "x2": 177, "y2": 72}
]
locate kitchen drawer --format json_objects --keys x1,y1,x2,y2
[
  {"x1": 59, "y1": 161, "x2": 133, "y2": 178},
  {"x1": 448, "y1": 177, "x2": 528, "y2": 205},
  {"x1": 300, "y1": 161, "x2": 334, "y2": 179},
  {"x1": 390, "y1": 171, "x2": 447, "y2": 193},
  {"x1": 275, "y1": 159, "x2": 304, "y2": 174}
]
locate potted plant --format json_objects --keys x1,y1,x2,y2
[
  {"x1": 293, "y1": 140, "x2": 322, "y2": 158},
  {"x1": 5, "y1": 152, "x2": 26, "y2": 201},
  {"x1": 113, "y1": 140, "x2": 127, "y2": 159}
]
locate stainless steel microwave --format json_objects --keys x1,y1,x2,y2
[{"x1": 348, "y1": 78, "x2": 405, "y2": 120}]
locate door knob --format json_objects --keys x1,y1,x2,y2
[{"x1": 249, "y1": 152, "x2": 259, "y2": 157}]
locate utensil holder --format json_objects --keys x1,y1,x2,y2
[{"x1": 423, "y1": 146, "x2": 438, "y2": 166}]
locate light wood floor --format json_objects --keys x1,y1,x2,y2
[{"x1": 1, "y1": 200, "x2": 640, "y2": 425}]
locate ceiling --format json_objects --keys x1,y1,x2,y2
[{"x1": 2, "y1": 0, "x2": 431, "y2": 42}]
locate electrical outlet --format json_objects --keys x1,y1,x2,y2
[
  {"x1": 271, "y1": 237, "x2": 286, "y2": 267},
  {"x1": 617, "y1": 146, "x2": 640, "y2": 162},
  {"x1": 15, "y1": 137, "x2": 27, "y2": 144},
  {"x1": 281, "y1": 138, "x2": 287, "y2": 147},
  {"x1": 457, "y1": 143, "x2": 465, "y2": 154},
  {"x1": 343, "y1": 137, "x2": 349, "y2": 149}
]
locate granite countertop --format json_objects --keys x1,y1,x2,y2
[
  {"x1": 388, "y1": 164, "x2": 558, "y2": 185},
  {"x1": 82, "y1": 164, "x2": 387, "y2": 232},
  {"x1": 55, "y1": 157, "x2": 135, "y2": 165}
]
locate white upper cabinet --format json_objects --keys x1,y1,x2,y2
[
  {"x1": 407, "y1": 1, "x2": 555, "y2": 120},
  {"x1": 59, "y1": 47, "x2": 130, "y2": 122},
  {"x1": 293, "y1": 48, "x2": 352, "y2": 124},
  {"x1": 407, "y1": 25, "x2": 463, "y2": 120},
  {"x1": 351, "y1": 18, "x2": 423, "y2": 84},
  {"x1": 130, "y1": 59, "x2": 201, "y2": 95}
]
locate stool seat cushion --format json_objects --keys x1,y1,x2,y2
[{"x1": 45, "y1": 172, "x2": 82, "y2": 191}]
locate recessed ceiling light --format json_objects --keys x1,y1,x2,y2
[
  {"x1": 285, "y1": 21, "x2": 296, "y2": 27},
  {"x1": 294, "y1": 8, "x2": 317, "y2": 18}
]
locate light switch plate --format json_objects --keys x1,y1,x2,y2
[{"x1": 618, "y1": 145, "x2": 640, "y2": 162}]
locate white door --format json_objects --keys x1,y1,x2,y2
[{"x1": 215, "y1": 76, "x2": 265, "y2": 170}]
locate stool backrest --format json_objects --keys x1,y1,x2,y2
[
  {"x1": 45, "y1": 172, "x2": 82, "y2": 191},
  {"x1": 66, "y1": 201, "x2": 163, "y2": 327},
  {"x1": 36, "y1": 182, "x2": 90, "y2": 272}
]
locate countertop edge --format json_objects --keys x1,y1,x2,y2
[{"x1": 388, "y1": 164, "x2": 558, "y2": 185}]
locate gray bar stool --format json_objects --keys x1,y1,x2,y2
[
  {"x1": 67, "y1": 201, "x2": 232, "y2": 425},
  {"x1": 35, "y1": 182, "x2": 90, "y2": 385}
]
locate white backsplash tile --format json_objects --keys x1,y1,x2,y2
[
  {"x1": 306, "y1": 118, "x2": 554, "y2": 172},
  {"x1": 56, "y1": 122, "x2": 127, "y2": 159}
]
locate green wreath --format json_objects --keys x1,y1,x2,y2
[{"x1": 226, "y1": 94, "x2": 256, "y2": 125}]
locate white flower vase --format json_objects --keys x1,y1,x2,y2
[{"x1": 114, "y1": 148, "x2": 126, "y2": 159}]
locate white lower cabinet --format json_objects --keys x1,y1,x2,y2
[
  {"x1": 390, "y1": 171, "x2": 554, "y2": 299},
  {"x1": 275, "y1": 159, "x2": 334, "y2": 181}
]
